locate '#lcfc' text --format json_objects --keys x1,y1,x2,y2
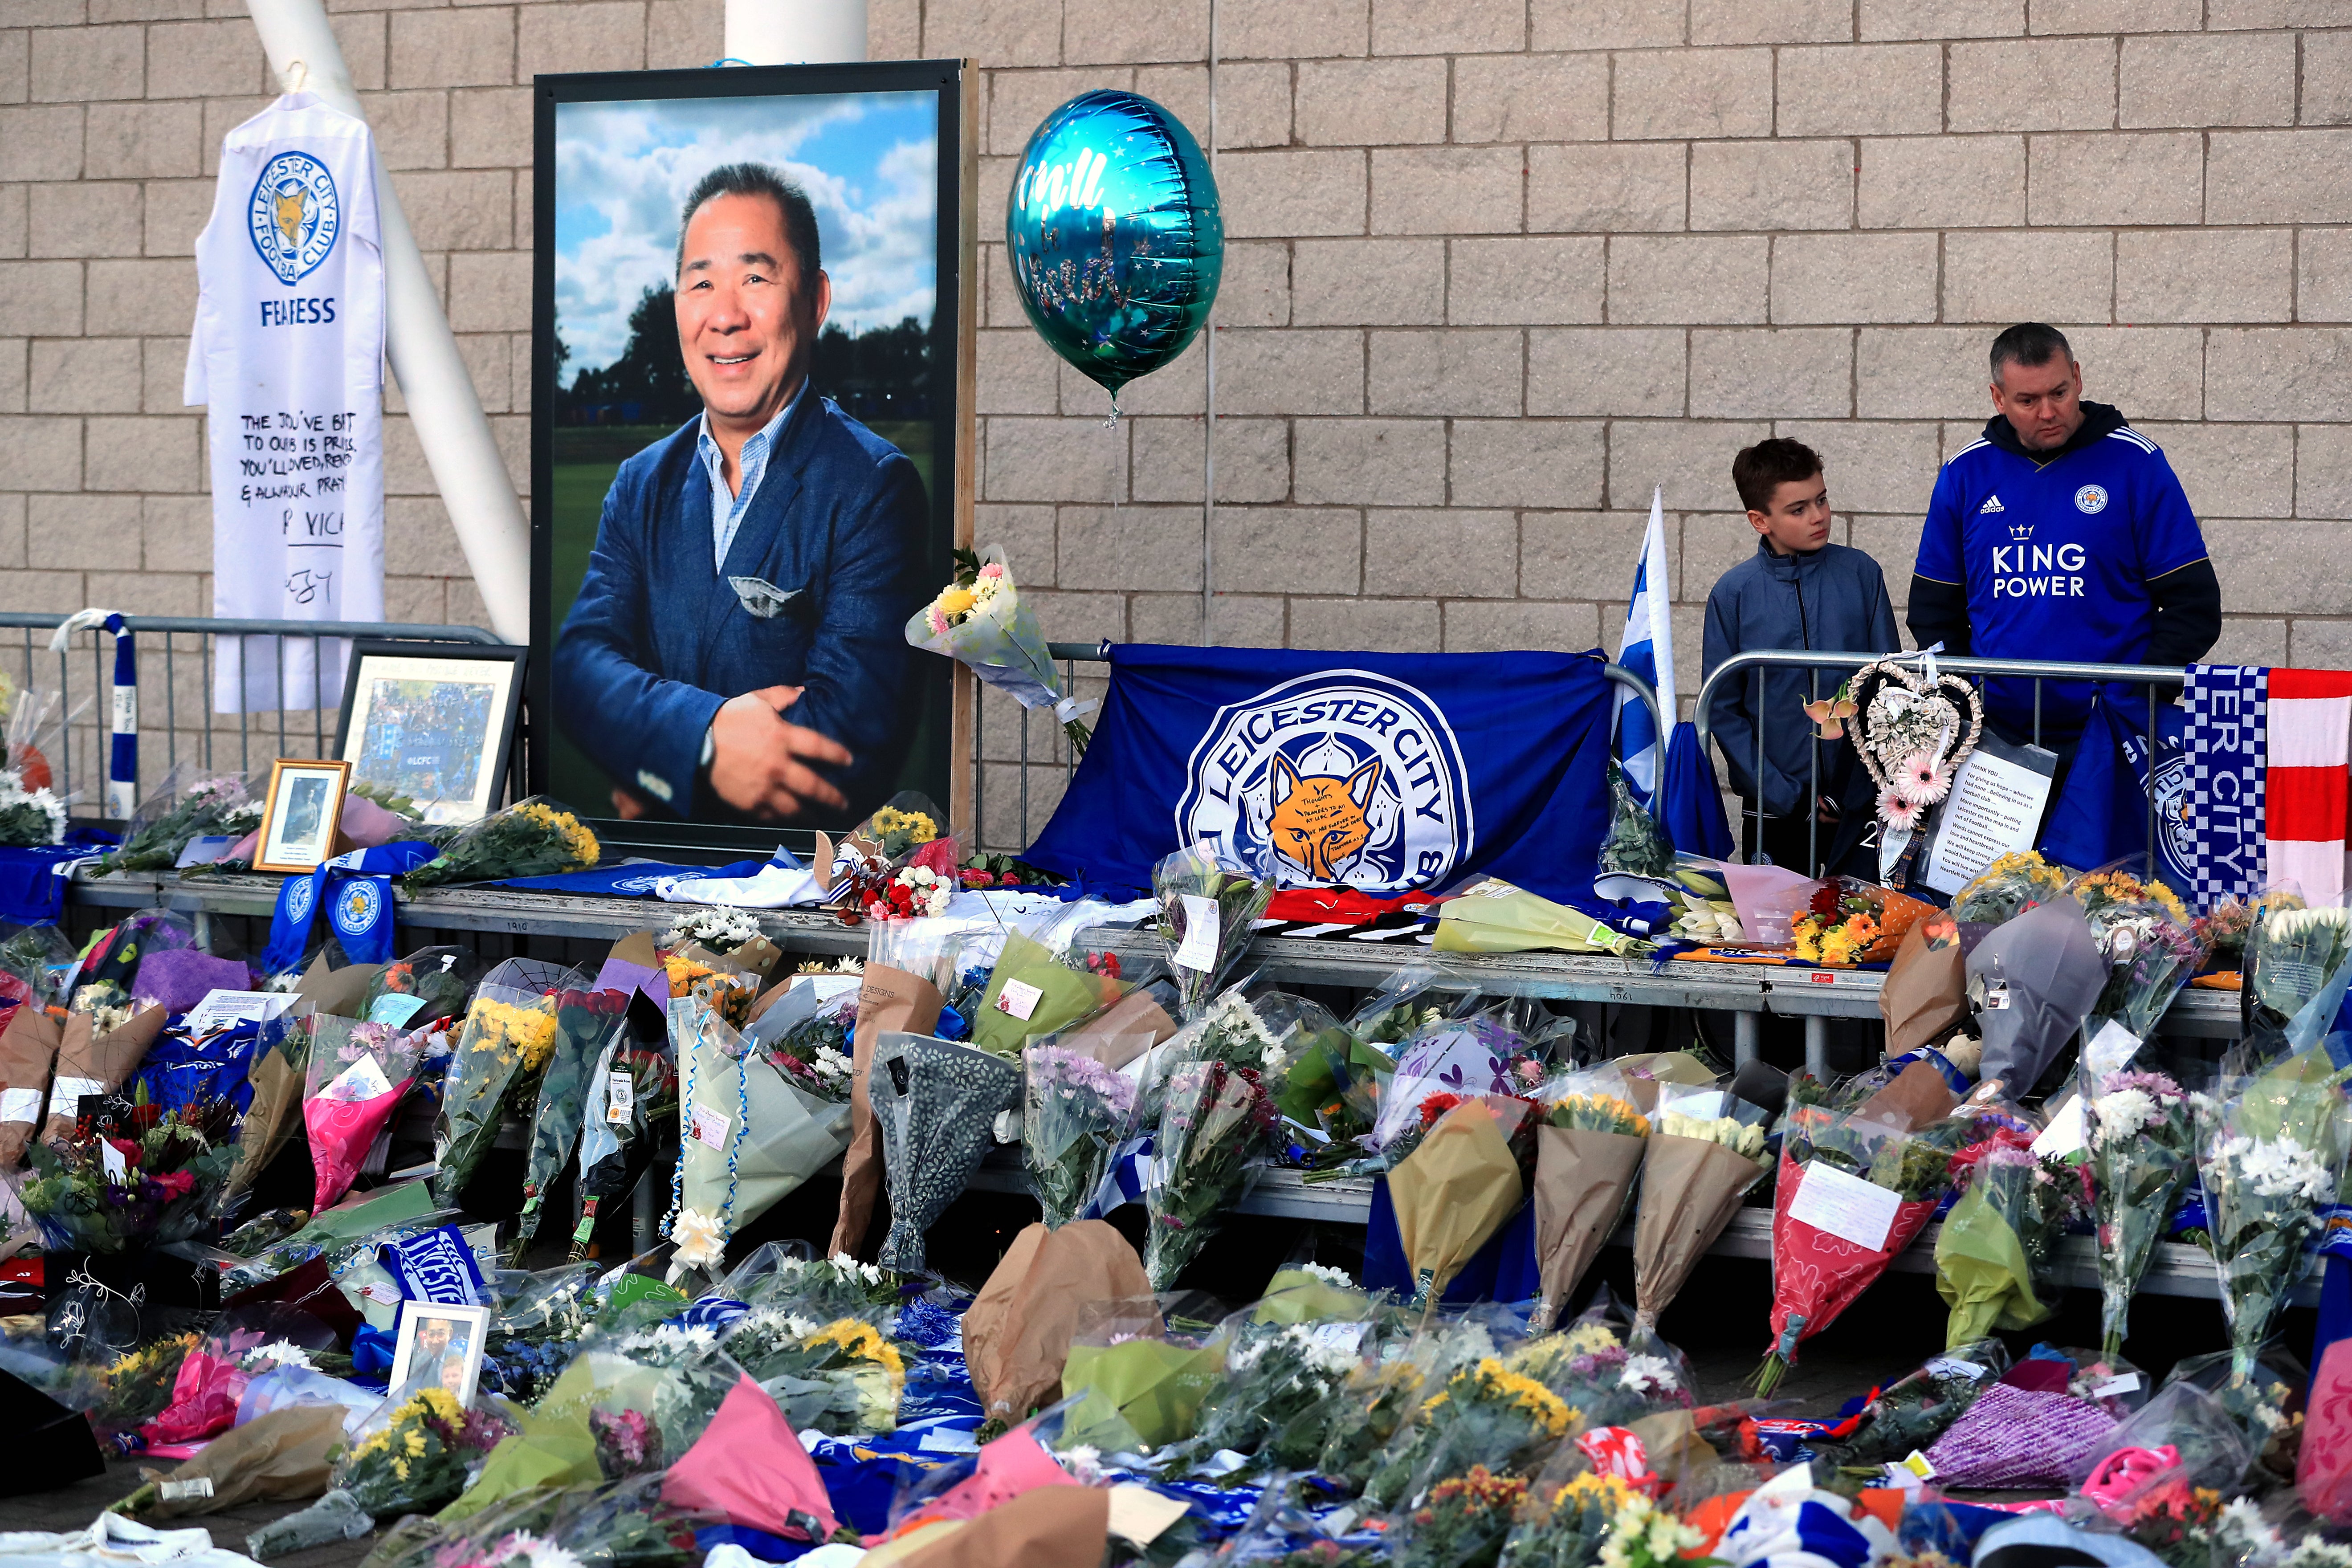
[{"x1": 257, "y1": 296, "x2": 337, "y2": 327}]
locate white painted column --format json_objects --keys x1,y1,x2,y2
[
  {"x1": 724, "y1": 0, "x2": 869, "y2": 64},
  {"x1": 242, "y1": 0, "x2": 531, "y2": 645}
]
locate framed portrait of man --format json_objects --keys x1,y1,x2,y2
[{"x1": 530, "y1": 60, "x2": 975, "y2": 860}]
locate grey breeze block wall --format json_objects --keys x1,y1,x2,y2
[{"x1": 3, "y1": 0, "x2": 2351, "y2": 846}]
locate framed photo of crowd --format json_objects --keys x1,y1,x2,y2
[
  {"x1": 529, "y1": 59, "x2": 976, "y2": 859},
  {"x1": 335, "y1": 641, "x2": 529, "y2": 827}
]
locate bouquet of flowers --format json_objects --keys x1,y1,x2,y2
[
  {"x1": 302, "y1": 1015, "x2": 428, "y2": 1212},
  {"x1": 1194, "y1": 1313, "x2": 1378, "y2": 1470},
  {"x1": 407, "y1": 797, "x2": 599, "y2": 887},
  {"x1": 1949, "y1": 850, "x2": 2072, "y2": 924},
  {"x1": 90, "y1": 1330, "x2": 200, "y2": 1436},
  {"x1": 2086, "y1": 1068, "x2": 2197, "y2": 1354},
  {"x1": 2250, "y1": 902, "x2": 2352, "y2": 1025},
  {"x1": 1363, "y1": 1354, "x2": 1581, "y2": 1510},
  {"x1": 968, "y1": 929, "x2": 1127, "y2": 1059},
  {"x1": 1500, "y1": 1470, "x2": 1704, "y2": 1568},
  {"x1": 1933, "y1": 1138, "x2": 2082, "y2": 1348},
  {"x1": 1530, "y1": 1090, "x2": 1648, "y2": 1330},
  {"x1": 0, "y1": 766, "x2": 66, "y2": 847},
  {"x1": 479, "y1": 1264, "x2": 599, "y2": 1401},
  {"x1": 1144, "y1": 1050, "x2": 1280, "y2": 1289},
  {"x1": 17, "y1": 1099, "x2": 236, "y2": 1251},
  {"x1": 100, "y1": 771, "x2": 260, "y2": 872},
  {"x1": 570, "y1": 1040, "x2": 677, "y2": 1263},
  {"x1": 754, "y1": 985, "x2": 858, "y2": 1101},
  {"x1": 660, "y1": 907, "x2": 782, "y2": 975},
  {"x1": 333, "y1": 1386, "x2": 511, "y2": 1519},
  {"x1": 724, "y1": 1243, "x2": 910, "y2": 1323},
  {"x1": 2074, "y1": 867, "x2": 2207, "y2": 1047},
  {"x1": 1433, "y1": 880, "x2": 1660, "y2": 961},
  {"x1": 1154, "y1": 842, "x2": 1274, "y2": 1016},
  {"x1": 905, "y1": 546, "x2": 1093, "y2": 752},
  {"x1": 661, "y1": 945, "x2": 758, "y2": 1031},
  {"x1": 362, "y1": 948, "x2": 482, "y2": 1031},
  {"x1": 1023, "y1": 1043, "x2": 1140, "y2": 1228},
  {"x1": 1391, "y1": 1466, "x2": 1530, "y2": 1568},
  {"x1": 2198, "y1": 1054, "x2": 2352, "y2": 1376},
  {"x1": 1797, "y1": 877, "x2": 1937, "y2": 964},
  {"x1": 2195, "y1": 897, "x2": 2258, "y2": 974},
  {"x1": 432, "y1": 963, "x2": 567, "y2": 1207},
  {"x1": 1755, "y1": 1101, "x2": 1951, "y2": 1393},
  {"x1": 510, "y1": 985, "x2": 628, "y2": 1263},
  {"x1": 720, "y1": 1308, "x2": 907, "y2": 1434},
  {"x1": 1632, "y1": 1102, "x2": 1772, "y2": 1332}
]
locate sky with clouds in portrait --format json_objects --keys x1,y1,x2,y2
[{"x1": 553, "y1": 90, "x2": 938, "y2": 374}]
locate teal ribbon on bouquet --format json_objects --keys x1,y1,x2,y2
[{"x1": 262, "y1": 841, "x2": 439, "y2": 971}]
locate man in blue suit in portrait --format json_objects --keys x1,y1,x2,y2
[{"x1": 554, "y1": 163, "x2": 929, "y2": 826}]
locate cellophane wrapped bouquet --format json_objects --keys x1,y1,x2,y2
[
  {"x1": 510, "y1": 985, "x2": 629, "y2": 1264},
  {"x1": 406, "y1": 797, "x2": 599, "y2": 887},
  {"x1": 1755, "y1": 1087, "x2": 1953, "y2": 1393},
  {"x1": 1190, "y1": 1293, "x2": 1383, "y2": 1473},
  {"x1": 333, "y1": 1386, "x2": 513, "y2": 1519},
  {"x1": 302, "y1": 1015, "x2": 429, "y2": 1212},
  {"x1": 432, "y1": 961, "x2": 568, "y2": 1207},
  {"x1": 17, "y1": 1098, "x2": 236, "y2": 1252},
  {"x1": 1948, "y1": 850, "x2": 2072, "y2": 924},
  {"x1": 718, "y1": 1307, "x2": 908, "y2": 1435},
  {"x1": 1315, "y1": 1304, "x2": 1524, "y2": 1494},
  {"x1": 906, "y1": 546, "x2": 1093, "y2": 752},
  {"x1": 2197, "y1": 1049, "x2": 2352, "y2": 1376},
  {"x1": 1360, "y1": 1343, "x2": 1582, "y2": 1511},
  {"x1": 2250, "y1": 900, "x2": 2352, "y2": 1027},
  {"x1": 101, "y1": 769, "x2": 261, "y2": 872},
  {"x1": 1154, "y1": 842, "x2": 1274, "y2": 1016},
  {"x1": 1142, "y1": 990, "x2": 1298, "y2": 1289},
  {"x1": 2072, "y1": 865, "x2": 2207, "y2": 1047},
  {"x1": 2085, "y1": 1067, "x2": 2197, "y2": 1354},
  {"x1": 1022, "y1": 1041, "x2": 1140, "y2": 1229}
]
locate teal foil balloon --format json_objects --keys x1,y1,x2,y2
[{"x1": 1007, "y1": 90, "x2": 1223, "y2": 411}]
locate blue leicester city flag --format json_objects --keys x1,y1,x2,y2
[
  {"x1": 1022, "y1": 644, "x2": 1619, "y2": 902},
  {"x1": 2039, "y1": 684, "x2": 2193, "y2": 889}
]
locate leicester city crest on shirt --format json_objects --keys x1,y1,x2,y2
[
  {"x1": 330, "y1": 876, "x2": 383, "y2": 939},
  {"x1": 247, "y1": 151, "x2": 340, "y2": 285},
  {"x1": 1174, "y1": 670, "x2": 1474, "y2": 894}
]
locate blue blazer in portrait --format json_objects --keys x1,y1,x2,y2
[{"x1": 552, "y1": 392, "x2": 931, "y2": 824}]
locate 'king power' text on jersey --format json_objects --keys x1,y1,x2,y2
[{"x1": 1916, "y1": 402, "x2": 2208, "y2": 741}]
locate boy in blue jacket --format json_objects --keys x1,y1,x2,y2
[{"x1": 1703, "y1": 438, "x2": 1902, "y2": 873}]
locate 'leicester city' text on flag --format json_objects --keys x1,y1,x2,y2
[{"x1": 1023, "y1": 644, "x2": 1619, "y2": 901}]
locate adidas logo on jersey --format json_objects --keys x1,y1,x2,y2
[{"x1": 1979, "y1": 495, "x2": 2005, "y2": 513}]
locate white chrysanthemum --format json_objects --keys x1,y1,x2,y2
[
  {"x1": 2220, "y1": 1133, "x2": 2334, "y2": 1202},
  {"x1": 1299, "y1": 1262, "x2": 1354, "y2": 1287},
  {"x1": 1619, "y1": 1352, "x2": 1677, "y2": 1394},
  {"x1": 2090, "y1": 1088, "x2": 2158, "y2": 1147},
  {"x1": 241, "y1": 1340, "x2": 316, "y2": 1371}
]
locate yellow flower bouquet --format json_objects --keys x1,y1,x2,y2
[
  {"x1": 406, "y1": 796, "x2": 600, "y2": 888},
  {"x1": 431, "y1": 958, "x2": 572, "y2": 1208}
]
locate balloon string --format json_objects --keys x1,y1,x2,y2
[{"x1": 1103, "y1": 392, "x2": 1121, "y2": 431}]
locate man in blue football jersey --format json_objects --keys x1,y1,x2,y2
[{"x1": 1908, "y1": 323, "x2": 2221, "y2": 746}]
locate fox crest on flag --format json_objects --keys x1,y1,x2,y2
[
  {"x1": 1023, "y1": 645, "x2": 1618, "y2": 900},
  {"x1": 1614, "y1": 488, "x2": 1678, "y2": 805},
  {"x1": 186, "y1": 92, "x2": 385, "y2": 714}
]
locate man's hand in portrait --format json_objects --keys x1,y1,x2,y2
[{"x1": 709, "y1": 684, "x2": 853, "y2": 821}]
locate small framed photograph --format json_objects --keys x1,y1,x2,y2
[
  {"x1": 334, "y1": 641, "x2": 527, "y2": 827},
  {"x1": 254, "y1": 758, "x2": 352, "y2": 874},
  {"x1": 386, "y1": 1300, "x2": 490, "y2": 1407}
]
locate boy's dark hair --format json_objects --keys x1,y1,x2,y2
[
  {"x1": 1732, "y1": 437, "x2": 1825, "y2": 514},
  {"x1": 1989, "y1": 322, "x2": 2072, "y2": 381},
  {"x1": 675, "y1": 163, "x2": 823, "y2": 291}
]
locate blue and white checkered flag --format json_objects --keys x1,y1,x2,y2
[{"x1": 1613, "y1": 489, "x2": 1677, "y2": 804}]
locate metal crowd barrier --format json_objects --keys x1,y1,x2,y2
[
  {"x1": 1692, "y1": 649, "x2": 2187, "y2": 876},
  {"x1": 972, "y1": 643, "x2": 1668, "y2": 856},
  {"x1": 0, "y1": 612, "x2": 501, "y2": 806}
]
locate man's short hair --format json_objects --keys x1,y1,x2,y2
[
  {"x1": 1732, "y1": 437, "x2": 1825, "y2": 514},
  {"x1": 675, "y1": 163, "x2": 822, "y2": 293},
  {"x1": 1989, "y1": 322, "x2": 2073, "y2": 382}
]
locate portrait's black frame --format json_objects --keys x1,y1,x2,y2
[
  {"x1": 529, "y1": 60, "x2": 970, "y2": 863},
  {"x1": 332, "y1": 639, "x2": 530, "y2": 823}
]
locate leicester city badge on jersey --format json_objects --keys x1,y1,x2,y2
[
  {"x1": 247, "y1": 150, "x2": 340, "y2": 285},
  {"x1": 2074, "y1": 483, "x2": 2110, "y2": 515},
  {"x1": 329, "y1": 874, "x2": 396, "y2": 962},
  {"x1": 1174, "y1": 670, "x2": 1475, "y2": 894}
]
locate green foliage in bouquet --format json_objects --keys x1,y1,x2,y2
[{"x1": 408, "y1": 798, "x2": 599, "y2": 887}]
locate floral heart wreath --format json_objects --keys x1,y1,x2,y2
[{"x1": 1847, "y1": 658, "x2": 1985, "y2": 833}]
